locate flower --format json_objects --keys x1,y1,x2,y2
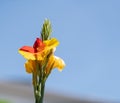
[
  {"x1": 18, "y1": 38, "x2": 59, "y2": 60},
  {"x1": 24, "y1": 55, "x2": 65, "y2": 74},
  {"x1": 18, "y1": 20, "x2": 66, "y2": 103},
  {"x1": 19, "y1": 37, "x2": 65, "y2": 74}
]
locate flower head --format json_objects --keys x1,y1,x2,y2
[{"x1": 18, "y1": 38, "x2": 59, "y2": 60}]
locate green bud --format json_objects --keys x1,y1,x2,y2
[{"x1": 41, "y1": 19, "x2": 52, "y2": 40}]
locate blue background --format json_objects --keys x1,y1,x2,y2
[{"x1": 0, "y1": 0, "x2": 120, "y2": 101}]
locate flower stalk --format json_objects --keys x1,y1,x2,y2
[{"x1": 18, "y1": 19, "x2": 65, "y2": 103}]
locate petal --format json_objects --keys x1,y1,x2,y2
[
  {"x1": 43, "y1": 38, "x2": 59, "y2": 50},
  {"x1": 19, "y1": 46, "x2": 35, "y2": 53},
  {"x1": 47, "y1": 55, "x2": 65, "y2": 71},
  {"x1": 25, "y1": 60, "x2": 35, "y2": 73},
  {"x1": 35, "y1": 53, "x2": 44, "y2": 60},
  {"x1": 18, "y1": 50, "x2": 36, "y2": 60},
  {"x1": 25, "y1": 61, "x2": 32, "y2": 73},
  {"x1": 53, "y1": 56, "x2": 65, "y2": 71},
  {"x1": 33, "y1": 38, "x2": 45, "y2": 52}
]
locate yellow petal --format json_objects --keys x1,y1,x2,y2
[
  {"x1": 18, "y1": 50, "x2": 36, "y2": 60},
  {"x1": 53, "y1": 56, "x2": 65, "y2": 71},
  {"x1": 47, "y1": 55, "x2": 65, "y2": 72},
  {"x1": 24, "y1": 60, "x2": 36, "y2": 73},
  {"x1": 25, "y1": 61, "x2": 32, "y2": 73},
  {"x1": 43, "y1": 38, "x2": 59, "y2": 50},
  {"x1": 18, "y1": 50, "x2": 43, "y2": 60}
]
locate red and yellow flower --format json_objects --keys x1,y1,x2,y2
[
  {"x1": 18, "y1": 37, "x2": 65, "y2": 74},
  {"x1": 18, "y1": 20, "x2": 66, "y2": 103},
  {"x1": 18, "y1": 38, "x2": 59, "y2": 60}
]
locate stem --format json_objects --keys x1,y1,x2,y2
[
  {"x1": 40, "y1": 82, "x2": 45, "y2": 103},
  {"x1": 34, "y1": 82, "x2": 45, "y2": 103},
  {"x1": 33, "y1": 61, "x2": 45, "y2": 103}
]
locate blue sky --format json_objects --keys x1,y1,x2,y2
[{"x1": 0, "y1": 0, "x2": 120, "y2": 101}]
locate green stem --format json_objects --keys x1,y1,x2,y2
[
  {"x1": 40, "y1": 83, "x2": 45, "y2": 103},
  {"x1": 34, "y1": 82, "x2": 45, "y2": 103},
  {"x1": 33, "y1": 62, "x2": 45, "y2": 103}
]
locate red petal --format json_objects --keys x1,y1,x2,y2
[
  {"x1": 19, "y1": 46, "x2": 35, "y2": 53},
  {"x1": 33, "y1": 38, "x2": 45, "y2": 52}
]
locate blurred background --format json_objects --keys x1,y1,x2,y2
[{"x1": 0, "y1": 0, "x2": 120, "y2": 102}]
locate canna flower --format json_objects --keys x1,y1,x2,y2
[
  {"x1": 24, "y1": 55, "x2": 65, "y2": 74},
  {"x1": 18, "y1": 38, "x2": 59, "y2": 60},
  {"x1": 18, "y1": 19, "x2": 66, "y2": 103}
]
